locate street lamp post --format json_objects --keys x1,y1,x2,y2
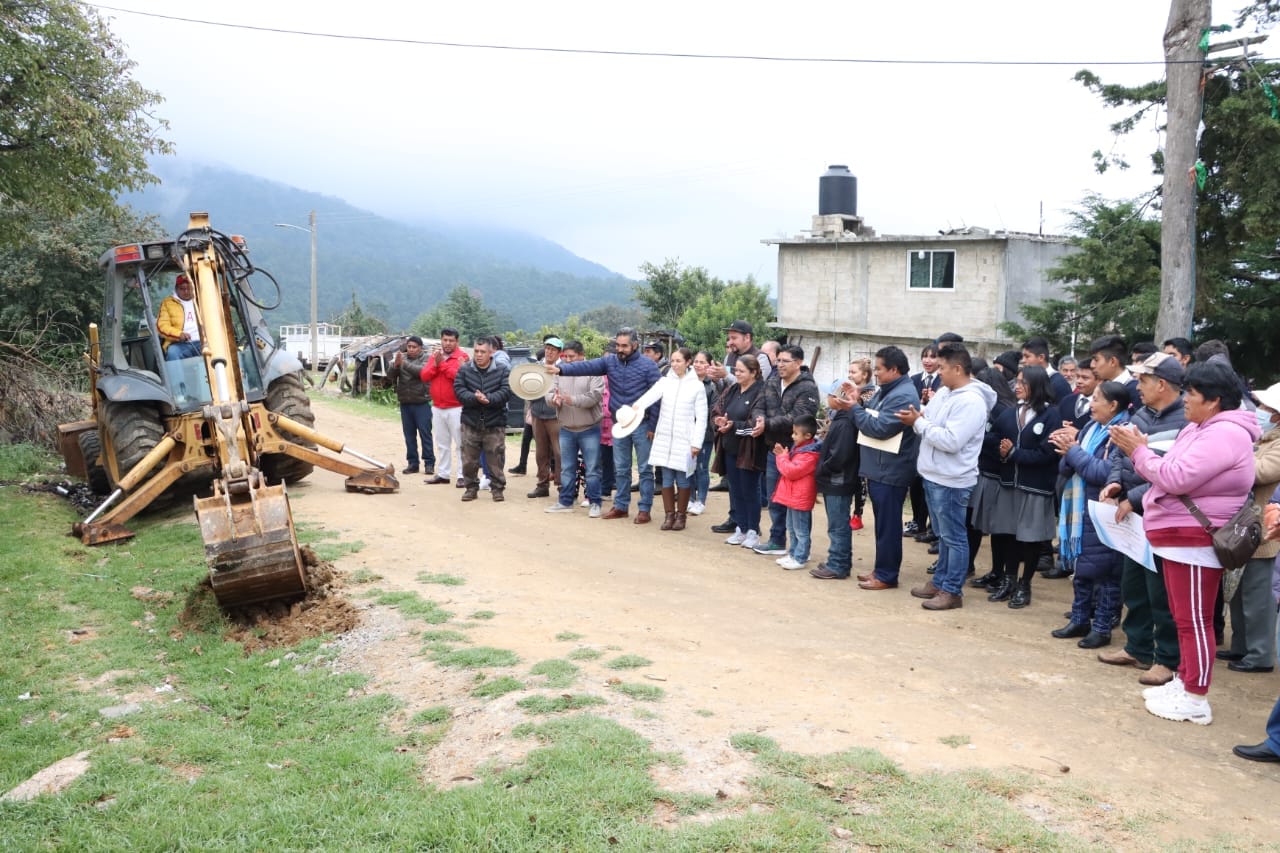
[{"x1": 274, "y1": 211, "x2": 318, "y2": 371}]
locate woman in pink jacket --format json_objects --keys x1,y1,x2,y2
[{"x1": 1111, "y1": 360, "x2": 1261, "y2": 726}]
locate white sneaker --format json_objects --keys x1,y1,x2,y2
[
  {"x1": 479, "y1": 477, "x2": 491, "y2": 491},
  {"x1": 589, "y1": 503, "x2": 601, "y2": 518},
  {"x1": 1145, "y1": 684, "x2": 1212, "y2": 725},
  {"x1": 725, "y1": 528, "x2": 746, "y2": 545},
  {"x1": 740, "y1": 530, "x2": 760, "y2": 549},
  {"x1": 688, "y1": 500, "x2": 705, "y2": 516},
  {"x1": 545, "y1": 503, "x2": 574, "y2": 513},
  {"x1": 777, "y1": 556, "x2": 805, "y2": 570},
  {"x1": 580, "y1": 498, "x2": 590, "y2": 508},
  {"x1": 1142, "y1": 676, "x2": 1184, "y2": 701}
]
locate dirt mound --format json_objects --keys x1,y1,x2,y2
[{"x1": 181, "y1": 546, "x2": 360, "y2": 652}]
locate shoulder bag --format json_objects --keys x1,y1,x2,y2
[{"x1": 1176, "y1": 493, "x2": 1263, "y2": 571}]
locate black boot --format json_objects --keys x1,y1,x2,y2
[
  {"x1": 1077, "y1": 631, "x2": 1111, "y2": 649},
  {"x1": 971, "y1": 570, "x2": 1001, "y2": 589},
  {"x1": 1008, "y1": 581, "x2": 1032, "y2": 609},
  {"x1": 987, "y1": 574, "x2": 1016, "y2": 602},
  {"x1": 1051, "y1": 622, "x2": 1089, "y2": 639}
]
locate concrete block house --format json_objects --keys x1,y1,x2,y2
[{"x1": 764, "y1": 167, "x2": 1076, "y2": 389}]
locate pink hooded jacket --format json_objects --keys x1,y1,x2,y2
[{"x1": 1131, "y1": 408, "x2": 1261, "y2": 540}]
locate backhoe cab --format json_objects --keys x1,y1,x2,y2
[{"x1": 60, "y1": 213, "x2": 398, "y2": 608}]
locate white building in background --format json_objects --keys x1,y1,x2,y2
[{"x1": 763, "y1": 210, "x2": 1077, "y2": 390}]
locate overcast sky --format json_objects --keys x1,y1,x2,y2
[{"x1": 91, "y1": 0, "x2": 1250, "y2": 282}]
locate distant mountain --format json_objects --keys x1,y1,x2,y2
[{"x1": 119, "y1": 160, "x2": 638, "y2": 331}]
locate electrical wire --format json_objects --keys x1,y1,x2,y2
[{"x1": 80, "y1": 2, "x2": 1257, "y2": 67}]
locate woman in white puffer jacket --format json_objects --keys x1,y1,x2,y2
[{"x1": 631, "y1": 347, "x2": 707, "y2": 531}]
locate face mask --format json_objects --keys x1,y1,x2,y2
[{"x1": 1258, "y1": 409, "x2": 1278, "y2": 436}]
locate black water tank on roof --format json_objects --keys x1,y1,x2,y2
[{"x1": 818, "y1": 165, "x2": 857, "y2": 216}]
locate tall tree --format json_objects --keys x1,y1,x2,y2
[
  {"x1": 634, "y1": 259, "x2": 725, "y2": 329},
  {"x1": 998, "y1": 196, "x2": 1162, "y2": 355},
  {"x1": 678, "y1": 278, "x2": 778, "y2": 355},
  {"x1": 331, "y1": 292, "x2": 389, "y2": 336},
  {"x1": 410, "y1": 284, "x2": 497, "y2": 342},
  {"x1": 1075, "y1": 5, "x2": 1280, "y2": 380},
  {"x1": 0, "y1": 1, "x2": 171, "y2": 247},
  {"x1": 0, "y1": 205, "x2": 163, "y2": 347}
]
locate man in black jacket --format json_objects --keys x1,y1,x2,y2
[
  {"x1": 753, "y1": 345, "x2": 820, "y2": 555},
  {"x1": 386, "y1": 335, "x2": 435, "y2": 475},
  {"x1": 454, "y1": 338, "x2": 512, "y2": 502}
]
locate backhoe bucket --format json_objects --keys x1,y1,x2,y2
[{"x1": 196, "y1": 478, "x2": 306, "y2": 608}]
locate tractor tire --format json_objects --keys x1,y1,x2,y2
[
  {"x1": 101, "y1": 402, "x2": 166, "y2": 489},
  {"x1": 259, "y1": 373, "x2": 316, "y2": 485},
  {"x1": 77, "y1": 429, "x2": 111, "y2": 495}
]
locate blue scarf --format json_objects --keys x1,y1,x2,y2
[{"x1": 1058, "y1": 411, "x2": 1129, "y2": 567}]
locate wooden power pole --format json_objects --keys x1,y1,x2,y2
[{"x1": 1156, "y1": 0, "x2": 1212, "y2": 343}]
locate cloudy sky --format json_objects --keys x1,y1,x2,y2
[{"x1": 91, "y1": 0, "x2": 1249, "y2": 282}]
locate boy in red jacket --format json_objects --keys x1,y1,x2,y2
[{"x1": 772, "y1": 414, "x2": 821, "y2": 570}]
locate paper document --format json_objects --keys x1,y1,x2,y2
[
  {"x1": 1088, "y1": 500, "x2": 1156, "y2": 571},
  {"x1": 858, "y1": 430, "x2": 902, "y2": 454}
]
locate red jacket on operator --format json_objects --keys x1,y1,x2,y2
[{"x1": 419, "y1": 348, "x2": 469, "y2": 409}]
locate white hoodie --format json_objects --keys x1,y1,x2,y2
[{"x1": 911, "y1": 379, "x2": 997, "y2": 489}]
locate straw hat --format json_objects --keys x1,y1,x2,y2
[
  {"x1": 611, "y1": 404, "x2": 644, "y2": 439},
  {"x1": 509, "y1": 362, "x2": 554, "y2": 401}
]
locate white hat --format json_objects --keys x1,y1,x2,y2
[
  {"x1": 1255, "y1": 381, "x2": 1280, "y2": 413},
  {"x1": 611, "y1": 404, "x2": 644, "y2": 439},
  {"x1": 509, "y1": 362, "x2": 554, "y2": 401}
]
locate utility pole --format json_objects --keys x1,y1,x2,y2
[
  {"x1": 1156, "y1": 0, "x2": 1211, "y2": 343},
  {"x1": 308, "y1": 209, "x2": 318, "y2": 373}
]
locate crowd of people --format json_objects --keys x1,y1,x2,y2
[{"x1": 385, "y1": 321, "x2": 1280, "y2": 760}]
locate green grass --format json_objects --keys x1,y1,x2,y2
[
  {"x1": 608, "y1": 682, "x2": 665, "y2": 702},
  {"x1": 940, "y1": 734, "x2": 972, "y2": 748},
  {"x1": 529, "y1": 659, "x2": 579, "y2": 688},
  {"x1": 368, "y1": 590, "x2": 453, "y2": 624},
  {"x1": 417, "y1": 572, "x2": 466, "y2": 586},
  {"x1": 411, "y1": 705, "x2": 452, "y2": 725},
  {"x1": 0, "y1": 443, "x2": 59, "y2": 479},
  {"x1": 471, "y1": 676, "x2": 524, "y2": 699},
  {"x1": 554, "y1": 631, "x2": 583, "y2": 641},
  {"x1": 603, "y1": 654, "x2": 652, "y2": 670},
  {"x1": 433, "y1": 647, "x2": 520, "y2": 669},
  {"x1": 516, "y1": 694, "x2": 607, "y2": 715},
  {"x1": 566, "y1": 647, "x2": 602, "y2": 661},
  {"x1": 469, "y1": 610, "x2": 496, "y2": 620},
  {"x1": 347, "y1": 567, "x2": 382, "y2": 584},
  {"x1": 0, "y1": 487, "x2": 1172, "y2": 851}
]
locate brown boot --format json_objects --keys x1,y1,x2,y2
[
  {"x1": 659, "y1": 487, "x2": 676, "y2": 530},
  {"x1": 672, "y1": 487, "x2": 690, "y2": 531}
]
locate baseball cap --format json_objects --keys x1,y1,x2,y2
[
  {"x1": 722, "y1": 320, "x2": 753, "y2": 336},
  {"x1": 1130, "y1": 352, "x2": 1185, "y2": 385},
  {"x1": 643, "y1": 340, "x2": 661, "y2": 351},
  {"x1": 544, "y1": 337, "x2": 564, "y2": 350}
]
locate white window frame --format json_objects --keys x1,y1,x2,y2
[{"x1": 906, "y1": 249, "x2": 956, "y2": 291}]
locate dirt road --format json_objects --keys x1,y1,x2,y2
[{"x1": 294, "y1": 397, "x2": 1280, "y2": 845}]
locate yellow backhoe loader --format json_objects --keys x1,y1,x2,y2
[{"x1": 59, "y1": 213, "x2": 398, "y2": 608}]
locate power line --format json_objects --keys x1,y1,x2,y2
[{"x1": 82, "y1": 2, "x2": 1240, "y2": 66}]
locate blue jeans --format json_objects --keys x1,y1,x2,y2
[
  {"x1": 558, "y1": 425, "x2": 602, "y2": 507},
  {"x1": 166, "y1": 340, "x2": 200, "y2": 360},
  {"x1": 724, "y1": 453, "x2": 762, "y2": 534},
  {"x1": 822, "y1": 492, "x2": 853, "y2": 576},
  {"x1": 612, "y1": 429, "x2": 654, "y2": 512},
  {"x1": 867, "y1": 480, "x2": 908, "y2": 584},
  {"x1": 923, "y1": 479, "x2": 972, "y2": 595},
  {"x1": 765, "y1": 453, "x2": 786, "y2": 547},
  {"x1": 693, "y1": 434, "x2": 713, "y2": 503},
  {"x1": 399, "y1": 402, "x2": 434, "y2": 469},
  {"x1": 659, "y1": 466, "x2": 691, "y2": 489},
  {"x1": 787, "y1": 508, "x2": 812, "y2": 562}
]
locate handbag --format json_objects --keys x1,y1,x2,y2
[{"x1": 1176, "y1": 493, "x2": 1263, "y2": 571}]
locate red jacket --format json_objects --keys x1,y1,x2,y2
[
  {"x1": 772, "y1": 439, "x2": 820, "y2": 511},
  {"x1": 419, "y1": 348, "x2": 469, "y2": 409}
]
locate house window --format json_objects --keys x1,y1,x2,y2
[{"x1": 908, "y1": 250, "x2": 955, "y2": 290}]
